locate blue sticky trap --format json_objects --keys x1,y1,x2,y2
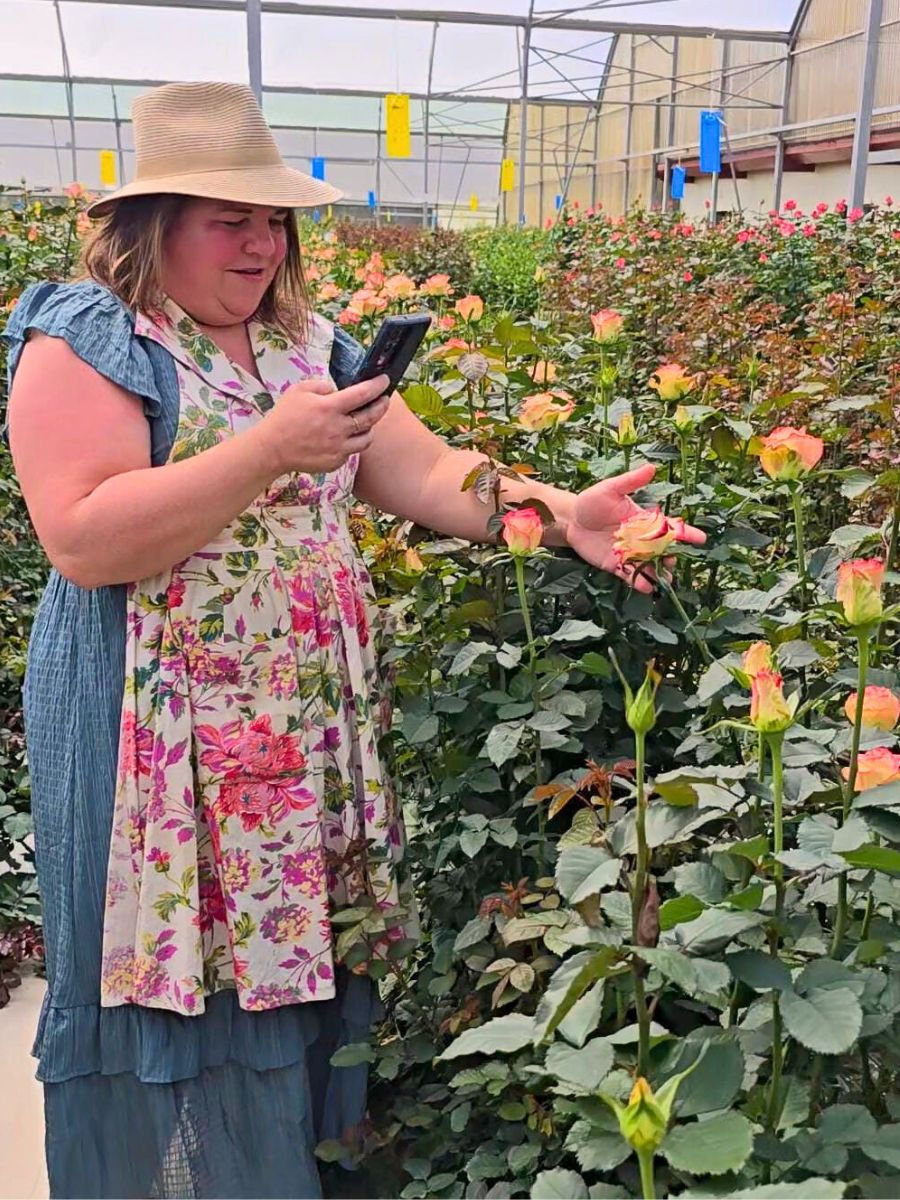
[
  {"x1": 699, "y1": 111, "x2": 722, "y2": 174},
  {"x1": 312, "y1": 209, "x2": 321, "y2": 224},
  {"x1": 671, "y1": 164, "x2": 686, "y2": 200},
  {"x1": 554, "y1": 194, "x2": 562, "y2": 210},
  {"x1": 367, "y1": 190, "x2": 376, "y2": 208},
  {"x1": 310, "y1": 157, "x2": 326, "y2": 180}
]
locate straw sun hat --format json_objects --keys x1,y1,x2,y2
[{"x1": 87, "y1": 81, "x2": 342, "y2": 217}]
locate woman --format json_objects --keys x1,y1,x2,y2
[{"x1": 5, "y1": 82, "x2": 702, "y2": 1199}]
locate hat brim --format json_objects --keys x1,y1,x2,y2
[{"x1": 86, "y1": 164, "x2": 343, "y2": 217}]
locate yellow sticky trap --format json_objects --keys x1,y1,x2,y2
[
  {"x1": 469, "y1": 193, "x2": 479, "y2": 212},
  {"x1": 385, "y1": 93, "x2": 411, "y2": 158},
  {"x1": 99, "y1": 150, "x2": 117, "y2": 187},
  {"x1": 500, "y1": 158, "x2": 515, "y2": 192}
]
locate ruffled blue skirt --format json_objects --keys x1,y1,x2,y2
[{"x1": 25, "y1": 573, "x2": 380, "y2": 1199}]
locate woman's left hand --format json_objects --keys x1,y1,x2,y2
[{"x1": 566, "y1": 463, "x2": 706, "y2": 594}]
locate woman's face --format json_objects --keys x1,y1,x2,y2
[{"x1": 161, "y1": 198, "x2": 289, "y2": 326}]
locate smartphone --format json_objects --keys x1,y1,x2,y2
[{"x1": 350, "y1": 313, "x2": 432, "y2": 409}]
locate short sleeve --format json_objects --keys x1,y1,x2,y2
[
  {"x1": 3, "y1": 281, "x2": 165, "y2": 420},
  {"x1": 329, "y1": 323, "x2": 365, "y2": 389}
]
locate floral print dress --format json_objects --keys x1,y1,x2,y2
[{"x1": 100, "y1": 300, "x2": 414, "y2": 1016}]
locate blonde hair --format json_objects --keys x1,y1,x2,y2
[{"x1": 80, "y1": 195, "x2": 309, "y2": 342}]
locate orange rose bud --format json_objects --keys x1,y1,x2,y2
[
  {"x1": 518, "y1": 391, "x2": 574, "y2": 432},
  {"x1": 454, "y1": 294, "x2": 484, "y2": 322},
  {"x1": 844, "y1": 686, "x2": 900, "y2": 731},
  {"x1": 750, "y1": 670, "x2": 794, "y2": 733},
  {"x1": 383, "y1": 273, "x2": 417, "y2": 300},
  {"x1": 843, "y1": 747, "x2": 900, "y2": 792},
  {"x1": 743, "y1": 641, "x2": 774, "y2": 681},
  {"x1": 591, "y1": 309, "x2": 624, "y2": 342},
  {"x1": 758, "y1": 426, "x2": 824, "y2": 481},
  {"x1": 649, "y1": 363, "x2": 695, "y2": 401},
  {"x1": 421, "y1": 273, "x2": 453, "y2": 297},
  {"x1": 501, "y1": 507, "x2": 543, "y2": 556},
  {"x1": 836, "y1": 558, "x2": 885, "y2": 627},
  {"x1": 612, "y1": 508, "x2": 689, "y2": 565}
]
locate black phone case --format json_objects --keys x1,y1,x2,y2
[{"x1": 351, "y1": 314, "x2": 432, "y2": 405}]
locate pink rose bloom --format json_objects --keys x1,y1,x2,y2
[{"x1": 501, "y1": 508, "x2": 543, "y2": 556}]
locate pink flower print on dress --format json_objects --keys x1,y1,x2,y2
[
  {"x1": 259, "y1": 904, "x2": 312, "y2": 944},
  {"x1": 197, "y1": 714, "x2": 316, "y2": 833},
  {"x1": 282, "y1": 848, "x2": 326, "y2": 898},
  {"x1": 221, "y1": 848, "x2": 256, "y2": 893},
  {"x1": 289, "y1": 574, "x2": 332, "y2": 648},
  {"x1": 198, "y1": 865, "x2": 229, "y2": 934},
  {"x1": 267, "y1": 652, "x2": 298, "y2": 700}
]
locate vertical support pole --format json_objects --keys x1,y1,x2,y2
[
  {"x1": 52, "y1": 0, "x2": 78, "y2": 181},
  {"x1": 591, "y1": 100, "x2": 600, "y2": 209},
  {"x1": 517, "y1": 0, "x2": 535, "y2": 226},
  {"x1": 710, "y1": 38, "x2": 728, "y2": 224},
  {"x1": 539, "y1": 103, "x2": 546, "y2": 224},
  {"x1": 772, "y1": 43, "x2": 793, "y2": 212},
  {"x1": 662, "y1": 35, "x2": 679, "y2": 212},
  {"x1": 849, "y1": 0, "x2": 883, "y2": 213},
  {"x1": 375, "y1": 100, "x2": 382, "y2": 227},
  {"x1": 111, "y1": 86, "x2": 125, "y2": 185},
  {"x1": 247, "y1": 0, "x2": 263, "y2": 104},
  {"x1": 623, "y1": 33, "x2": 635, "y2": 212},
  {"x1": 423, "y1": 21, "x2": 438, "y2": 229}
]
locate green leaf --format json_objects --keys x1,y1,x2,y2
[
  {"x1": 840, "y1": 844, "x2": 900, "y2": 875},
  {"x1": 454, "y1": 915, "x2": 491, "y2": 952},
  {"x1": 556, "y1": 847, "x2": 622, "y2": 904},
  {"x1": 727, "y1": 948, "x2": 792, "y2": 992},
  {"x1": 828, "y1": 523, "x2": 881, "y2": 548},
  {"x1": 330, "y1": 1042, "x2": 375, "y2": 1067},
  {"x1": 551, "y1": 619, "x2": 605, "y2": 643},
  {"x1": 674, "y1": 907, "x2": 765, "y2": 955},
  {"x1": 438, "y1": 1013, "x2": 535, "y2": 1060},
  {"x1": 460, "y1": 829, "x2": 489, "y2": 858},
  {"x1": 817, "y1": 1104, "x2": 878, "y2": 1145},
  {"x1": 688, "y1": 1184, "x2": 845, "y2": 1199},
  {"x1": 577, "y1": 651, "x2": 611, "y2": 678},
  {"x1": 448, "y1": 641, "x2": 495, "y2": 676},
  {"x1": 533, "y1": 948, "x2": 625, "y2": 1042},
  {"x1": 557, "y1": 979, "x2": 607, "y2": 1049},
  {"x1": 659, "y1": 894, "x2": 705, "y2": 930},
  {"x1": 673, "y1": 861, "x2": 727, "y2": 904},
  {"x1": 634, "y1": 947, "x2": 729, "y2": 999},
  {"x1": 545, "y1": 1038, "x2": 613, "y2": 1090},
  {"x1": 532, "y1": 1169, "x2": 589, "y2": 1199},
  {"x1": 403, "y1": 383, "x2": 445, "y2": 417},
  {"x1": 484, "y1": 721, "x2": 525, "y2": 767},
  {"x1": 781, "y1": 985, "x2": 862, "y2": 1054},
  {"x1": 860, "y1": 1123, "x2": 900, "y2": 1169},
  {"x1": 662, "y1": 1111, "x2": 754, "y2": 1176},
  {"x1": 661, "y1": 1035, "x2": 745, "y2": 1118}
]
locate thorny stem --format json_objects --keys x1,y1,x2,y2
[
  {"x1": 632, "y1": 730, "x2": 651, "y2": 1078},
  {"x1": 790, "y1": 486, "x2": 809, "y2": 638},
  {"x1": 660, "y1": 577, "x2": 713, "y2": 665},
  {"x1": 831, "y1": 633, "x2": 869, "y2": 957},
  {"x1": 515, "y1": 556, "x2": 545, "y2": 867},
  {"x1": 766, "y1": 733, "x2": 786, "y2": 1133}
]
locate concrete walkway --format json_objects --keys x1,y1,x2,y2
[{"x1": 1, "y1": 973, "x2": 49, "y2": 1200}]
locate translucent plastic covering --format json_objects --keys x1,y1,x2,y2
[{"x1": 0, "y1": 0, "x2": 803, "y2": 213}]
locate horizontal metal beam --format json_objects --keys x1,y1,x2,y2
[
  {"x1": 0, "y1": 70, "x2": 595, "y2": 109},
  {"x1": 52, "y1": 0, "x2": 792, "y2": 42}
]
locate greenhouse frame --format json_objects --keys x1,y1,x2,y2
[{"x1": 1, "y1": 1, "x2": 898, "y2": 225}]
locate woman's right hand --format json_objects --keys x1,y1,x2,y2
[{"x1": 254, "y1": 373, "x2": 392, "y2": 476}]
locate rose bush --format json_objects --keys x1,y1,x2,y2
[{"x1": 2, "y1": 189, "x2": 900, "y2": 1192}]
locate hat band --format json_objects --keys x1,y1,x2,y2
[{"x1": 136, "y1": 144, "x2": 283, "y2": 179}]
